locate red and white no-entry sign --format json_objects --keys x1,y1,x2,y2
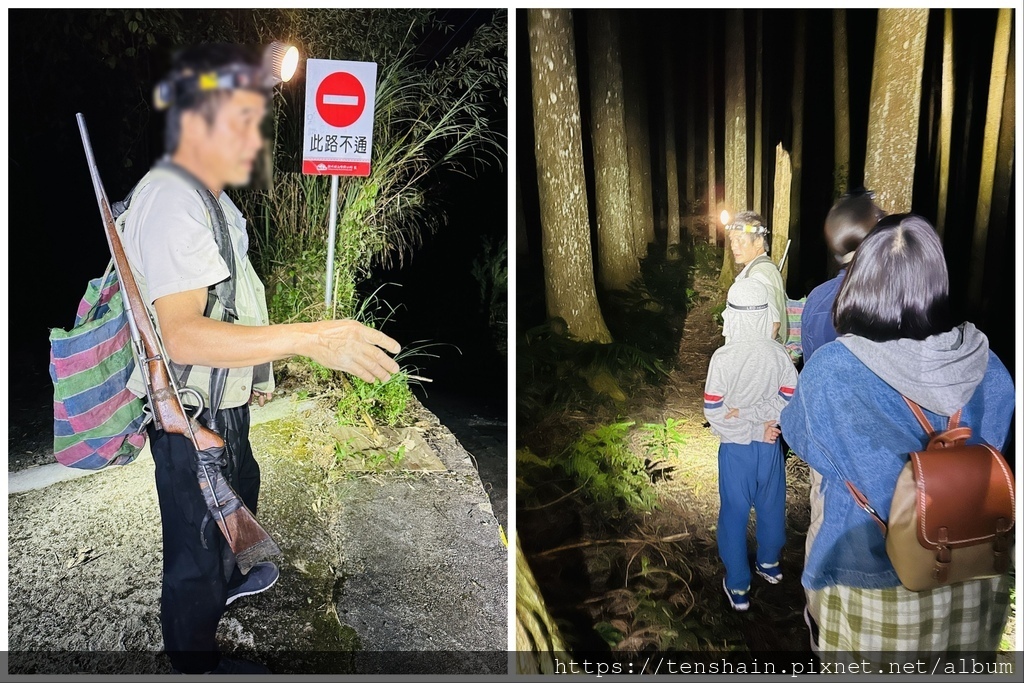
[
  {"x1": 302, "y1": 59, "x2": 377, "y2": 176},
  {"x1": 315, "y1": 72, "x2": 366, "y2": 128}
]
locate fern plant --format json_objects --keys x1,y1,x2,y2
[
  {"x1": 640, "y1": 419, "x2": 688, "y2": 462},
  {"x1": 560, "y1": 422, "x2": 658, "y2": 515}
]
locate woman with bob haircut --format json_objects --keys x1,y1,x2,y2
[{"x1": 780, "y1": 214, "x2": 1014, "y2": 656}]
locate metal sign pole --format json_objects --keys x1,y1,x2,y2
[{"x1": 325, "y1": 174, "x2": 340, "y2": 308}]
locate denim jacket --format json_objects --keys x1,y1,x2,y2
[{"x1": 780, "y1": 341, "x2": 1013, "y2": 590}]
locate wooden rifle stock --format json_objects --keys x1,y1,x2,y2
[{"x1": 76, "y1": 113, "x2": 279, "y2": 573}]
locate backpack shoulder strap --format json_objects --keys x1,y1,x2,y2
[
  {"x1": 902, "y1": 396, "x2": 936, "y2": 437},
  {"x1": 902, "y1": 396, "x2": 972, "y2": 449}
]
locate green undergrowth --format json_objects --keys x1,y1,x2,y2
[
  {"x1": 335, "y1": 374, "x2": 413, "y2": 428},
  {"x1": 639, "y1": 418, "x2": 689, "y2": 464},
  {"x1": 332, "y1": 435, "x2": 407, "y2": 473},
  {"x1": 517, "y1": 321, "x2": 667, "y2": 428},
  {"x1": 518, "y1": 421, "x2": 657, "y2": 519}
]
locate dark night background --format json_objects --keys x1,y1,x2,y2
[
  {"x1": 517, "y1": 8, "x2": 1017, "y2": 376},
  {"x1": 7, "y1": 8, "x2": 507, "y2": 457}
]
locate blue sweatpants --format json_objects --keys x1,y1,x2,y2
[{"x1": 717, "y1": 440, "x2": 787, "y2": 592}]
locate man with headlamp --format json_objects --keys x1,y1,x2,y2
[
  {"x1": 725, "y1": 211, "x2": 788, "y2": 347},
  {"x1": 119, "y1": 42, "x2": 400, "y2": 675}
]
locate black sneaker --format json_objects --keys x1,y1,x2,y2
[{"x1": 225, "y1": 562, "x2": 279, "y2": 606}]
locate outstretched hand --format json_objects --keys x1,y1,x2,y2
[
  {"x1": 250, "y1": 390, "x2": 273, "y2": 407},
  {"x1": 305, "y1": 320, "x2": 401, "y2": 383}
]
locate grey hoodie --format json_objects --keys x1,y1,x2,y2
[
  {"x1": 837, "y1": 322, "x2": 990, "y2": 416},
  {"x1": 704, "y1": 279, "x2": 799, "y2": 444}
]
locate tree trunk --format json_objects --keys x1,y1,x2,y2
[
  {"x1": 721, "y1": 9, "x2": 746, "y2": 286},
  {"x1": 706, "y1": 22, "x2": 718, "y2": 244},
  {"x1": 789, "y1": 10, "x2": 805, "y2": 285},
  {"x1": 529, "y1": 8, "x2": 612, "y2": 343},
  {"x1": 621, "y1": 14, "x2": 655, "y2": 256},
  {"x1": 754, "y1": 10, "x2": 764, "y2": 214},
  {"x1": 589, "y1": 10, "x2": 638, "y2": 290},
  {"x1": 969, "y1": 7, "x2": 1012, "y2": 309},
  {"x1": 516, "y1": 537, "x2": 571, "y2": 674},
  {"x1": 771, "y1": 143, "x2": 793, "y2": 285},
  {"x1": 833, "y1": 9, "x2": 851, "y2": 196},
  {"x1": 664, "y1": 49, "x2": 681, "y2": 260},
  {"x1": 863, "y1": 8, "x2": 930, "y2": 213},
  {"x1": 982, "y1": 23, "x2": 1015, "y2": 321},
  {"x1": 936, "y1": 8, "x2": 954, "y2": 237}
]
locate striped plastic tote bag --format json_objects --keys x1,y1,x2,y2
[
  {"x1": 785, "y1": 296, "x2": 806, "y2": 364},
  {"x1": 49, "y1": 262, "x2": 147, "y2": 469}
]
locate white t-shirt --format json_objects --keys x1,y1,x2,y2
[{"x1": 120, "y1": 167, "x2": 274, "y2": 409}]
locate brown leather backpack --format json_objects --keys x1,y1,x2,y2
[{"x1": 845, "y1": 397, "x2": 1014, "y2": 592}]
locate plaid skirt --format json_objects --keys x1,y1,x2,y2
[{"x1": 807, "y1": 574, "x2": 1010, "y2": 661}]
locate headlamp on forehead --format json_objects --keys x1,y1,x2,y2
[
  {"x1": 725, "y1": 221, "x2": 769, "y2": 236},
  {"x1": 153, "y1": 41, "x2": 299, "y2": 111}
]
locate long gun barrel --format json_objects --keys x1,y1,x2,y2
[
  {"x1": 777, "y1": 238, "x2": 792, "y2": 274},
  {"x1": 76, "y1": 113, "x2": 279, "y2": 573}
]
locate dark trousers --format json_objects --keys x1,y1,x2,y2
[{"x1": 150, "y1": 404, "x2": 260, "y2": 674}]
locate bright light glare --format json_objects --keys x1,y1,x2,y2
[
  {"x1": 281, "y1": 46, "x2": 299, "y2": 82},
  {"x1": 720, "y1": 210, "x2": 730, "y2": 225}
]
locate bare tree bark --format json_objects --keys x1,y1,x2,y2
[
  {"x1": 529, "y1": 8, "x2": 612, "y2": 343},
  {"x1": 664, "y1": 48, "x2": 681, "y2": 260},
  {"x1": 982, "y1": 23, "x2": 1015, "y2": 319},
  {"x1": 969, "y1": 7, "x2": 1012, "y2": 308},
  {"x1": 936, "y1": 8, "x2": 954, "y2": 237},
  {"x1": 863, "y1": 8, "x2": 930, "y2": 213},
  {"x1": 706, "y1": 21, "x2": 718, "y2": 244},
  {"x1": 621, "y1": 14, "x2": 655, "y2": 255},
  {"x1": 721, "y1": 8, "x2": 747, "y2": 286},
  {"x1": 772, "y1": 144, "x2": 793, "y2": 285},
  {"x1": 589, "y1": 10, "x2": 638, "y2": 290},
  {"x1": 833, "y1": 9, "x2": 851, "y2": 196}
]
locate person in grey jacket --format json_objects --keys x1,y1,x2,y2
[{"x1": 704, "y1": 278, "x2": 798, "y2": 611}]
